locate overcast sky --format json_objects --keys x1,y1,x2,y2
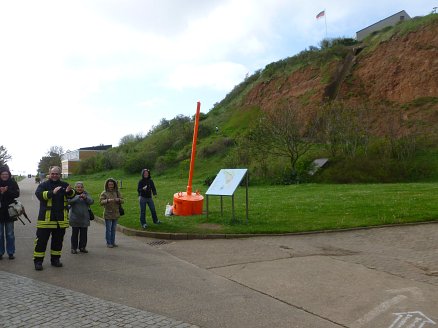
[{"x1": 0, "y1": 1, "x2": 433, "y2": 174}]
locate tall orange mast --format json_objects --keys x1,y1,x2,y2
[{"x1": 172, "y1": 101, "x2": 204, "y2": 216}]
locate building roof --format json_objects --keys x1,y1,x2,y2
[
  {"x1": 78, "y1": 145, "x2": 112, "y2": 151},
  {"x1": 356, "y1": 10, "x2": 410, "y2": 34}
]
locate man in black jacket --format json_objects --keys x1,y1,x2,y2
[{"x1": 34, "y1": 166, "x2": 75, "y2": 270}]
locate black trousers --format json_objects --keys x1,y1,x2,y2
[
  {"x1": 34, "y1": 227, "x2": 66, "y2": 263},
  {"x1": 71, "y1": 227, "x2": 88, "y2": 250}
]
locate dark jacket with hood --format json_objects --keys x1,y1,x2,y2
[
  {"x1": 137, "y1": 169, "x2": 157, "y2": 198},
  {"x1": 0, "y1": 166, "x2": 20, "y2": 223}
]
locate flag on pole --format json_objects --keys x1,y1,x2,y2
[{"x1": 316, "y1": 10, "x2": 325, "y2": 19}]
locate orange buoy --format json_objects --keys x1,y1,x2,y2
[
  {"x1": 173, "y1": 190, "x2": 204, "y2": 216},
  {"x1": 172, "y1": 101, "x2": 204, "y2": 216}
]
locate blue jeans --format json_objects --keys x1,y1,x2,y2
[
  {"x1": 0, "y1": 221, "x2": 15, "y2": 256},
  {"x1": 105, "y1": 219, "x2": 118, "y2": 245},
  {"x1": 139, "y1": 197, "x2": 158, "y2": 225}
]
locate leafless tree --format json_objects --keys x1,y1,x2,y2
[
  {"x1": 38, "y1": 146, "x2": 64, "y2": 174},
  {"x1": 248, "y1": 101, "x2": 317, "y2": 175},
  {"x1": 0, "y1": 145, "x2": 12, "y2": 166}
]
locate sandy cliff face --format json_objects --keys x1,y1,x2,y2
[
  {"x1": 240, "y1": 19, "x2": 438, "y2": 136},
  {"x1": 243, "y1": 66, "x2": 325, "y2": 109},
  {"x1": 345, "y1": 22, "x2": 438, "y2": 103}
]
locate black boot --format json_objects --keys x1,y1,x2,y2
[
  {"x1": 34, "y1": 261, "x2": 43, "y2": 271},
  {"x1": 50, "y1": 259, "x2": 63, "y2": 267}
]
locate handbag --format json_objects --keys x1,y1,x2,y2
[
  {"x1": 88, "y1": 208, "x2": 95, "y2": 221},
  {"x1": 8, "y1": 200, "x2": 25, "y2": 218},
  {"x1": 8, "y1": 199, "x2": 31, "y2": 225},
  {"x1": 117, "y1": 191, "x2": 124, "y2": 216}
]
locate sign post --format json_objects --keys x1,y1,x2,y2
[{"x1": 205, "y1": 169, "x2": 248, "y2": 223}]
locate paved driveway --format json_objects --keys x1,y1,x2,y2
[{"x1": 1, "y1": 178, "x2": 437, "y2": 327}]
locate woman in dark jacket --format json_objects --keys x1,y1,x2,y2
[
  {"x1": 137, "y1": 168, "x2": 161, "y2": 229},
  {"x1": 0, "y1": 165, "x2": 20, "y2": 260}
]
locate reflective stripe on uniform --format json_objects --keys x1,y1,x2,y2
[
  {"x1": 37, "y1": 221, "x2": 69, "y2": 228},
  {"x1": 34, "y1": 251, "x2": 45, "y2": 258},
  {"x1": 45, "y1": 198, "x2": 52, "y2": 221}
]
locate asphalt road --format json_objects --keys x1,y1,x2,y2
[{"x1": 1, "y1": 178, "x2": 437, "y2": 328}]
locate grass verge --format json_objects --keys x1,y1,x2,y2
[{"x1": 67, "y1": 171, "x2": 438, "y2": 235}]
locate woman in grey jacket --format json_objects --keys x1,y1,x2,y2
[{"x1": 68, "y1": 182, "x2": 94, "y2": 254}]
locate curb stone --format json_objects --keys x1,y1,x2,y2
[{"x1": 94, "y1": 216, "x2": 438, "y2": 240}]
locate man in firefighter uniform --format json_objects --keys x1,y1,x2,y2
[{"x1": 34, "y1": 166, "x2": 75, "y2": 271}]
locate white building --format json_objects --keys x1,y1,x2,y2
[{"x1": 356, "y1": 10, "x2": 411, "y2": 41}]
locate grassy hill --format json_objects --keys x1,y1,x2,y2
[
  {"x1": 64, "y1": 15, "x2": 438, "y2": 234},
  {"x1": 78, "y1": 14, "x2": 438, "y2": 185}
]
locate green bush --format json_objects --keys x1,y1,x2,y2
[
  {"x1": 155, "y1": 151, "x2": 178, "y2": 174},
  {"x1": 123, "y1": 150, "x2": 158, "y2": 174},
  {"x1": 314, "y1": 155, "x2": 434, "y2": 183},
  {"x1": 198, "y1": 137, "x2": 235, "y2": 158},
  {"x1": 78, "y1": 154, "x2": 104, "y2": 174},
  {"x1": 197, "y1": 122, "x2": 214, "y2": 138},
  {"x1": 203, "y1": 174, "x2": 216, "y2": 186}
]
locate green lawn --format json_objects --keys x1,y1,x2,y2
[{"x1": 67, "y1": 172, "x2": 438, "y2": 235}]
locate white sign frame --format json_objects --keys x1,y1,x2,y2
[
  {"x1": 205, "y1": 169, "x2": 249, "y2": 223},
  {"x1": 206, "y1": 169, "x2": 248, "y2": 196}
]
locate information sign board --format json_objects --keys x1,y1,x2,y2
[{"x1": 206, "y1": 169, "x2": 248, "y2": 196}]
